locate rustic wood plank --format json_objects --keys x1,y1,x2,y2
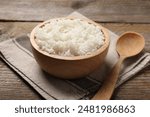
[
  {"x1": 101, "y1": 23, "x2": 150, "y2": 99},
  {"x1": 0, "y1": 59, "x2": 43, "y2": 100},
  {"x1": 0, "y1": 0, "x2": 150, "y2": 23},
  {"x1": 114, "y1": 66, "x2": 150, "y2": 100},
  {"x1": 0, "y1": 22, "x2": 150, "y2": 99}
]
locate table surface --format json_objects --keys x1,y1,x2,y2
[{"x1": 0, "y1": 0, "x2": 150, "y2": 100}]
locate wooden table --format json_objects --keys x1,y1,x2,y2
[{"x1": 0, "y1": 0, "x2": 150, "y2": 100}]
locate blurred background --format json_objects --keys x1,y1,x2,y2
[{"x1": 0, "y1": 0, "x2": 150, "y2": 22}]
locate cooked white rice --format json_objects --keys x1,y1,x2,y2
[{"x1": 34, "y1": 18, "x2": 105, "y2": 56}]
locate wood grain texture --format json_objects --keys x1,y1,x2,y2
[
  {"x1": 0, "y1": 59, "x2": 43, "y2": 99},
  {"x1": 0, "y1": 0, "x2": 150, "y2": 23},
  {"x1": 0, "y1": 22, "x2": 150, "y2": 99}
]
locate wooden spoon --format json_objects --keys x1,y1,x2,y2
[{"x1": 92, "y1": 32, "x2": 145, "y2": 100}]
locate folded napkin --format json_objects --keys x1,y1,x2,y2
[{"x1": 0, "y1": 12, "x2": 150, "y2": 100}]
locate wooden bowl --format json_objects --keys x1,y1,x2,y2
[{"x1": 30, "y1": 18, "x2": 110, "y2": 79}]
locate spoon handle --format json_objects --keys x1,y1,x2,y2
[{"x1": 92, "y1": 57, "x2": 125, "y2": 100}]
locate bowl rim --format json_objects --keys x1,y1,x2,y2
[{"x1": 30, "y1": 17, "x2": 110, "y2": 60}]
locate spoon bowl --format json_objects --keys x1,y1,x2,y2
[
  {"x1": 117, "y1": 32, "x2": 145, "y2": 57},
  {"x1": 92, "y1": 32, "x2": 145, "y2": 100}
]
